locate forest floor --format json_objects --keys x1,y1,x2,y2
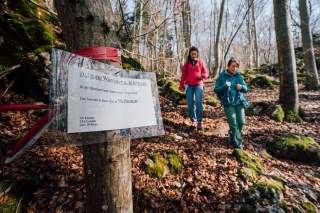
[{"x1": 1, "y1": 81, "x2": 320, "y2": 212}]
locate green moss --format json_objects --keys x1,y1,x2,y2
[
  {"x1": 145, "y1": 151, "x2": 183, "y2": 178},
  {"x1": 8, "y1": 0, "x2": 37, "y2": 18},
  {"x1": 7, "y1": 12, "x2": 55, "y2": 49},
  {"x1": 204, "y1": 95, "x2": 218, "y2": 107},
  {"x1": 271, "y1": 104, "x2": 285, "y2": 122},
  {"x1": 250, "y1": 75, "x2": 275, "y2": 89},
  {"x1": 33, "y1": 45, "x2": 53, "y2": 55},
  {"x1": 280, "y1": 200, "x2": 290, "y2": 213},
  {"x1": 160, "y1": 80, "x2": 186, "y2": 104},
  {"x1": 239, "y1": 168, "x2": 257, "y2": 181},
  {"x1": 284, "y1": 110, "x2": 302, "y2": 123},
  {"x1": 302, "y1": 201, "x2": 317, "y2": 213},
  {"x1": 145, "y1": 152, "x2": 168, "y2": 179},
  {"x1": 242, "y1": 69, "x2": 255, "y2": 83},
  {"x1": 157, "y1": 78, "x2": 168, "y2": 87},
  {"x1": 267, "y1": 135, "x2": 320, "y2": 164},
  {"x1": 242, "y1": 178, "x2": 285, "y2": 211},
  {"x1": 0, "y1": 195, "x2": 20, "y2": 213},
  {"x1": 254, "y1": 179, "x2": 284, "y2": 194},
  {"x1": 233, "y1": 149, "x2": 264, "y2": 174},
  {"x1": 165, "y1": 151, "x2": 183, "y2": 174},
  {"x1": 272, "y1": 135, "x2": 319, "y2": 151},
  {"x1": 121, "y1": 55, "x2": 145, "y2": 71}
]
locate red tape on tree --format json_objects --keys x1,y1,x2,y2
[{"x1": 73, "y1": 46, "x2": 122, "y2": 65}]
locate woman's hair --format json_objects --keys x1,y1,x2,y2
[
  {"x1": 187, "y1": 46, "x2": 199, "y2": 62},
  {"x1": 227, "y1": 57, "x2": 239, "y2": 67}
]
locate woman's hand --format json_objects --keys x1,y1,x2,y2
[
  {"x1": 196, "y1": 74, "x2": 202, "y2": 80},
  {"x1": 179, "y1": 86, "x2": 185, "y2": 92},
  {"x1": 236, "y1": 84, "x2": 243, "y2": 90}
]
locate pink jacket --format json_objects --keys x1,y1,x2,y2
[{"x1": 179, "y1": 59, "x2": 208, "y2": 90}]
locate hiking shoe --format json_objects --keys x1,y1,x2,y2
[{"x1": 197, "y1": 122, "x2": 203, "y2": 130}]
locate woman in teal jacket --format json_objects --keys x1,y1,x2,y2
[{"x1": 214, "y1": 58, "x2": 248, "y2": 149}]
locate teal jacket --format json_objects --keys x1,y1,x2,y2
[{"x1": 214, "y1": 70, "x2": 248, "y2": 106}]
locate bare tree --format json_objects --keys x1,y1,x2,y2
[
  {"x1": 251, "y1": 0, "x2": 260, "y2": 68},
  {"x1": 181, "y1": 0, "x2": 192, "y2": 51},
  {"x1": 299, "y1": 0, "x2": 320, "y2": 90},
  {"x1": 246, "y1": 0, "x2": 253, "y2": 68},
  {"x1": 273, "y1": 0, "x2": 299, "y2": 114},
  {"x1": 213, "y1": 0, "x2": 226, "y2": 77}
]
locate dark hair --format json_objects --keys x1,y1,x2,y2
[
  {"x1": 187, "y1": 46, "x2": 199, "y2": 62},
  {"x1": 227, "y1": 57, "x2": 239, "y2": 67}
]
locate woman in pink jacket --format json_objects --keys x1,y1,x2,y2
[{"x1": 179, "y1": 46, "x2": 208, "y2": 130}]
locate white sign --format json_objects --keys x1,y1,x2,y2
[{"x1": 67, "y1": 65, "x2": 157, "y2": 133}]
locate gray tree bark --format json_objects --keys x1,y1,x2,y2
[
  {"x1": 251, "y1": 0, "x2": 259, "y2": 68},
  {"x1": 213, "y1": 0, "x2": 226, "y2": 78},
  {"x1": 247, "y1": 0, "x2": 252, "y2": 68},
  {"x1": 181, "y1": 0, "x2": 192, "y2": 51},
  {"x1": 54, "y1": 1, "x2": 133, "y2": 212},
  {"x1": 208, "y1": 0, "x2": 214, "y2": 74},
  {"x1": 299, "y1": 0, "x2": 320, "y2": 90},
  {"x1": 273, "y1": 0, "x2": 299, "y2": 113}
]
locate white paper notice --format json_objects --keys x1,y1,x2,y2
[{"x1": 67, "y1": 65, "x2": 157, "y2": 133}]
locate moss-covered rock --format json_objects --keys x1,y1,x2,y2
[
  {"x1": 241, "y1": 179, "x2": 286, "y2": 213},
  {"x1": 250, "y1": 75, "x2": 276, "y2": 89},
  {"x1": 267, "y1": 135, "x2": 320, "y2": 164},
  {"x1": 233, "y1": 149, "x2": 264, "y2": 174},
  {"x1": 284, "y1": 110, "x2": 302, "y2": 123},
  {"x1": 254, "y1": 179, "x2": 285, "y2": 194},
  {"x1": 271, "y1": 105, "x2": 285, "y2": 122},
  {"x1": 243, "y1": 69, "x2": 255, "y2": 84},
  {"x1": 302, "y1": 201, "x2": 317, "y2": 213},
  {"x1": 159, "y1": 79, "x2": 186, "y2": 104},
  {"x1": 245, "y1": 102, "x2": 304, "y2": 123},
  {"x1": 204, "y1": 95, "x2": 218, "y2": 107},
  {"x1": 145, "y1": 152, "x2": 169, "y2": 179},
  {"x1": 0, "y1": 0, "x2": 59, "y2": 66},
  {"x1": 245, "y1": 101, "x2": 275, "y2": 117},
  {"x1": 121, "y1": 55, "x2": 145, "y2": 71},
  {"x1": 260, "y1": 64, "x2": 279, "y2": 76},
  {"x1": 239, "y1": 168, "x2": 257, "y2": 182},
  {"x1": 145, "y1": 151, "x2": 183, "y2": 178},
  {"x1": 165, "y1": 151, "x2": 183, "y2": 174}
]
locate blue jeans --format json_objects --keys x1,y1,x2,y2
[{"x1": 186, "y1": 85, "x2": 204, "y2": 122}]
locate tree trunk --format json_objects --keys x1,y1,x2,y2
[
  {"x1": 246, "y1": 0, "x2": 252, "y2": 69},
  {"x1": 273, "y1": 0, "x2": 299, "y2": 113},
  {"x1": 181, "y1": 0, "x2": 192, "y2": 50},
  {"x1": 208, "y1": 0, "x2": 214, "y2": 75},
  {"x1": 299, "y1": 0, "x2": 320, "y2": 90},
  {"x1": 54, "y1": 1, "x2": 133, "y2": 212},
  {"x1": 173, "y1": 0, "x2": 182, "y2": 75},
  {"x1": 213, "y1": 0, "x2": 226, "y2": 78},
  {"x1": 251, "y1": 0, "x2": 259, "y2": 68},
  {"x1": 137, "y1": 0, "x2": 144, "y2": 58}
]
